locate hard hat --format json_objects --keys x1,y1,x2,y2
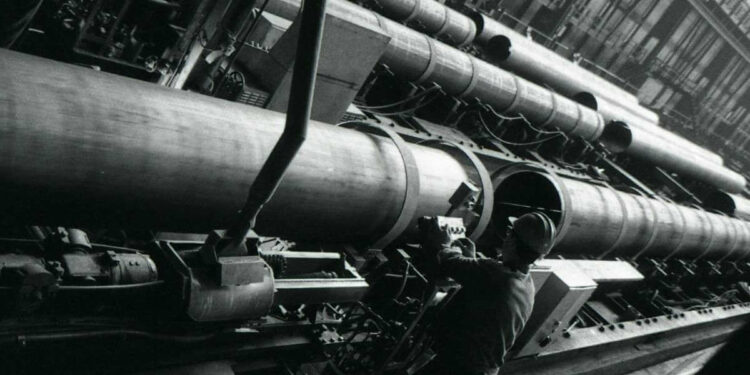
[{"x1": 512, "y1": 212, "x2": 556, "y2": 256}]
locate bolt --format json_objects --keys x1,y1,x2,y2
[{"x1": 539, "y1": 336, "x2": 552, "y2": 347}]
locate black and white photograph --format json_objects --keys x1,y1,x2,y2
[{"x1": 2, "y1": 0, "x2": 750, "y2": 373}]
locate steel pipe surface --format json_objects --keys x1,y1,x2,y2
[
  {"x1": 471, "y1": 12, "x2": 641, "y2": 109},
  {"x1": 600, "y1": 122, "x2": 746, "y2": 193},
  {"x1": 491, "y1": 164, "x2": 750, "y2": 260},
  {"x1": 0, "y1": 49, "x2": 481, "y2": 244},
  {"x1": 576, "y1": 92, "x2": 724, "y2": 166},
  {"x1": 263, "y1": 0, "x2": 606, "y2": 141},
  {"x1": 370, "y1": 0, "x2": 476, "y2": 46}
]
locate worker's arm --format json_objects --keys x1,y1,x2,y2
[
  {"x1": 438, "y1": 246, "x2": 493, "y2": 287},
  {"x1": 418, "y1": 216, "x2": 492, "y2": 286}
]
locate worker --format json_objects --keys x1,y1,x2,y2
[{"x1": 418, "y1": 212, "x2": 556, "y2": 375}]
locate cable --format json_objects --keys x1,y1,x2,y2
[
  {"x1": 363, "y1": 92, "x2": 444, "y2": 116},
  {"x1": 476, "y1": 110, "x2": 562, "y2": 146},
  {"x1": 213, "y1": 0, "x2": 272, "y2": 96},
  {"x1": 483, "y1": 105, "x2": 564, "y2": 135},
  {"x1": 391, "y1": 263, "x2": 412, "y2": 305},
  {"x1": 354, "y1": 84, "x2": 443, "y2": 111}
]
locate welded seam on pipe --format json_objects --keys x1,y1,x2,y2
[
  {"x1": 597, "y1": 182, "x2": 630, "y2": 259},
  {"x1": 722, "y1": 217, "x2": 743, "y2": 262},
  {"x1": 540, "y1": 90, "x2": 559, "y2": 128},
  {"x1": 633, "y1": 198, "x2": 664, "y2": 260},
  {"x1": 691, "y1": 206, "x2": 715, "y2": 261},
  {"x1": 665, "y1": 205, "x2": 690, "y2": 260}
]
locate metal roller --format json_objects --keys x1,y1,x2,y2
[
  {"x1": 370, "y1": 0, "x2": 476, "y2": 46},
  {"x1": 0, "y1": 48, "x2": 489, "y2": 245},
  {"x1": 576, "y1": 92, "x2": 724, "y2": 166},
  {"x1": 264, "y1": 0, "x2": 606, "y2": 141},
  {"x1": 600, "y1": 122, "x2": 746, "y2": 193},
  {"x1": 491, "y1": 164, "x2": 750, "y2": 260},
  {"x1": 705, "y1": 192, "x2": 750, "y2": 221}
]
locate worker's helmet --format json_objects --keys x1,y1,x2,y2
[{"x1": 511, "y1": 212, "x2": 556, "y2": 258}]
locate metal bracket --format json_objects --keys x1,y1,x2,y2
[{"x1": 418, "y1": 139, "x2": 494, "y2": 241}]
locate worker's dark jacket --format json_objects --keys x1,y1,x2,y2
[{"x1": 433, "y1": 249, "x2": 535, "y2": 374}]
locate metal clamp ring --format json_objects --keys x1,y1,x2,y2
[
  {"x1": 505, "y1": 75, "x2": 524, "y2": 113},
  {"x1": 339, "y1": 122, "x2": 421, "y2": 249},
  {"x1": 458, "y1": 56, "x2": 480, "y2": 98},
  {"x1": 417, "y1": 37, "x2": 438, "y2": 84},
  {"x1": 404, "y1": 0, "x2": 422, "y2": 23},
  {"x1": 417, "y1": 139, "x2": 493, "y2": 240}
]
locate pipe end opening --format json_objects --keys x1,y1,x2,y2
[
  {"x1": 493, "y1": 170, "x2": 563, "y2": 239},
  {"x1": 486, "y1": 35, "x2": 512, "y2": 62},
  {"x1": 600, "y1": 121, "x2": 632, "y2": 154},
  {"x1": 573, "y1": 92, "x2": 599, "y2": 110},
  {"x1": 468, "y1": 11, "x2": 486, "y2": 35},
  {"x1": 705, "y1": 192, "x2": 737, "y2": 216}
]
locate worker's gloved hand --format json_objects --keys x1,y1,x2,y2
[
  {"x1": 433, "y1": 238, "x2": 478, "y2": 266},
  {"x1": 453, "y1": 237, "x2": 477, "y2": 259},
  {"x1": 418, "y1": 216, "x2": 454, "y2": 252},
  {"x1": 436, "y1": 245, "x2": 463, "y2": 263}
]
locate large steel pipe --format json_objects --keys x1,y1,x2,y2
[
  {"x1": 492, "y1": 164, "x2": 750, "y2": 260},
  {"x1": 369, "y1": 0, "x2": 476, "y2": 46},
  {"x1": 600, "y1": 122, "x2": 746, "y2": 193},
  {"x1": 0, "y1": 49, "x2": 479, "y2": 244},
  {"x1": 470, "y1": 11, "x2": 642, "y2": 110},
  {"x1": 264, "y1": 0, "x2": 606, "y2": 141},
  {"x1": 576, "y1": 93, "x2": 724, "y2": 166},
  {"x1": 376, "y1": 17, "x2": 604, "y2": 141}
]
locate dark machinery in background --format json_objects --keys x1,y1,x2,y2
[{"x1": 2, "y1": 0, "x2": 750, "y2": 374}]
